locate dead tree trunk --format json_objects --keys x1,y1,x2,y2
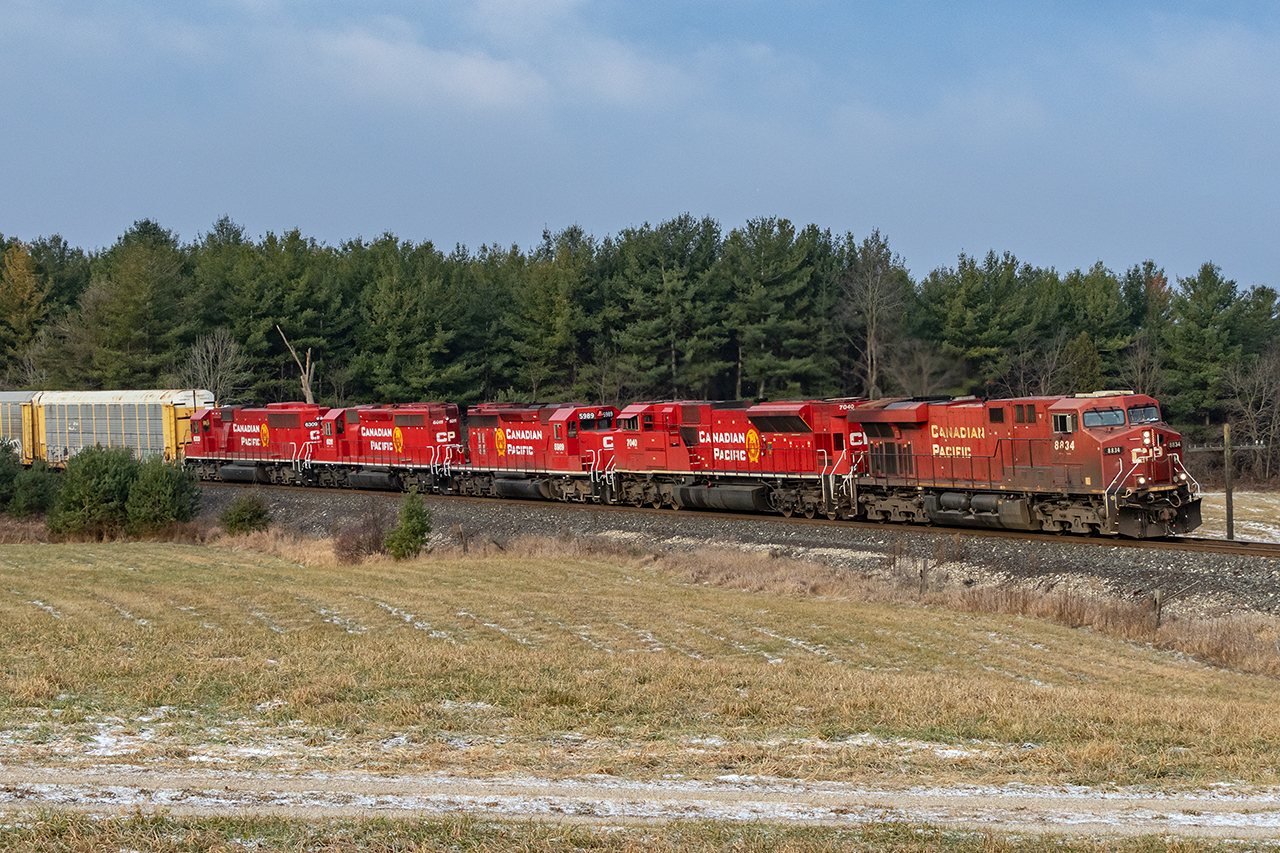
[{"x1": 277, "y1": 325, "x2": 316, "y2": 405}]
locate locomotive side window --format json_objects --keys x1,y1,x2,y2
[
  {"x1": 619, "y1": 417, "x2": 638, "y2": 431},
  {"x1": 642, "y1": 414, "x2": 654, "y2": 432},
  {"x1": 554, "y1": 424, "x2": 562, "y2": 440},
  {"x1": 1052, "y1": 413, "x2": 1078, "y2": 433},
  {"x1": 567, "y1": 422, "x2": 577, "y2": 437},
  {"x1": 336, "y1": 419, "x2": 344, "y2": 434},
  {"x1": 323, "y1": 422, "x2": 332, "y2": 436},
  {"x1": 1015, "y1": 405, "x2": 1024, "y2": 423},
  {"x1": 989, "y1": 407, "x2": 1005, "y2": 424},
  {"x1": 1127, "y1": 405, "x2": 1160, "y2": 424},
  {"x1": 1082, "y1": 408, "x2": 1126, "y2": 428}
]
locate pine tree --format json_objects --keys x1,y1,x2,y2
[{"x1": 0, "y1": 242, "x2": 49, "y2": 369}]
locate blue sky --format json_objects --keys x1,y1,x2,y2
[{"x1": 3, "y1": 0, "x2": 1278, "y2": 286}]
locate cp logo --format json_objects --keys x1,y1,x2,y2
[
  {"x1": 393, "y1": 427, "x2": 404, "y2": 453},
  {"x1": 746, "y1": 428, "x2": 762, "y2": 463},
  {"x1": 260, "y1": 424, "x2": 270, "y2": 447},
  {"x1": 495, "y1": 428, "x2": 507, "y2": 456}
]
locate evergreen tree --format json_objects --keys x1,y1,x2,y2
[
  {"x1": 721, "y1": 218, "x2": 824, "y2": 400},
  {"x1": 47, "y1": 220, "x2": 188, "y2": 388},
  {"x1": 0, "y1": 242, "x2": 49, "y2": 370},
  {"x1": 611, "y1": 215, "x2": 727, "y2": 399},
  {"x1": 1163, "y1": 262, "x2": 1244, "y2": 427},
  {"x1": 1060, "y1": 331, "x2": 1104, "y2": 393},
  {"x1": 915, "y1": 251, "x2": 1040, "y2": 393},
  {"x1": 351, "y1": 235, "x2": 478, "y2": 402}
]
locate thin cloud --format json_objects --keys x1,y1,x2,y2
[{"x1": 304, "y1": 25, "x2": 549, "y2": 111}]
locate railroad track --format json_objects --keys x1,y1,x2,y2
[{"x1": 202, "y1": 483, "x2": 1280, "y2": 561}]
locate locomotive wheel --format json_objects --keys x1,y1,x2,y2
[
  {"x1": 780, "y1": 506, "x2": 793, "y2": 518},
  {"x1": 803, "y1": 506, "x2": 816, "y2": 519},
  {"x1": 651, "y1": 500, "x2": 663, "y2": 509},
  {"x1": 826, "y1": 508, "x2": 839, "y2": 521}
]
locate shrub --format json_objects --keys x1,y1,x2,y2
[
  {"x1": 49, "y1": 446, "x2": 139, "y2": 537},
  {"x1": 9, "y1": 461, "x2": 61, "y2": 518},
  {"x1": 0, "y1": 440, "x2": 21, "y2": 510},
  {"x1": 334, "y1": 506, "x2": 391, "y2": 565},
  {"x1": 126, "y1": 458, "x2": 201, "y2": 534},
  {"x1": 384, "y1": 489, "x2": 432, "y2": 560},
  {"x1": 221, "y1": 493, "x2": 271, "y2": 534}
]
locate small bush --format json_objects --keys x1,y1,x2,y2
[
  {"x1": 334, "y1": 506, "x2": 391, "y2": 565},
  {"x1": 126, "y1": 459, "x2": 201, "y2": 535},
  {"x1": 221, "y1": 493, "x2": 271, "y2": 534},
  {"x1": 8, "y1": 461, "x2": 61, "y2": 517},
  {"x1": 384, "y1": 489, "x2": 432, "y2": 560},
  {"x1": 0, "y1": 440, "x2": 21, "y2": 510},
  {"x1": 49, "y1": 446, "x2": 139, "y2": 537}
]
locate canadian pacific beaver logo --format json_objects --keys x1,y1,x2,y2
[
  {"x1": 495, "y1": 428, "x2": 507, "y2": 456},
  {"x1": 745, "y1": 428, "x2": 762, "y2": 463},
  {"x1": 260, "y1": 424, "x2": 270, "y2": 447},
  {"x1": 393, "y1": 427, "x2": 404, "y2": 453}
]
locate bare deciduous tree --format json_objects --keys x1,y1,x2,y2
[
  {"x1": 277, "y1": 325, "x2": 316, "y2": 405},
  {"x1": 1225, "y1": 346, "x2": 1280, "y2": 478},
  {"x1": 178, "y1": 328, "x2": 251, "y2": 404},
  {"x1": 840, "y1": 230, "x2": 907, "y2": 399},
  {"x1": 885, "y1": 339, "x2": 959, "y2": 398},
  {"x1": 1118, "y1": 331, "x2": 1164, "y2": 398}
]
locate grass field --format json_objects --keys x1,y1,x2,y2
[
  {"x1": 2, "y1": 537, "x2": 1277, "y2": 786},
  {"x1": 0, "y1": 811, "x2": 1271, "y2": 852},
  {"x1": 2, "y1": 536, "x2": 1279, "y2": 849},
  {"x1": 1196, "y1": 491, "x2": 1280, "y2": 542}
]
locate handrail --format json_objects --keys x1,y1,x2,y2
[
  {"x1": 1103, "y1": 458, "x2": 1139, "y2": 521},
  {"x1": 1170, "y1": 452, "x2": 1201, "y2": 497}
]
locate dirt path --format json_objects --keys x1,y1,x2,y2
[{"x1": 2, "y1": 767, "x2": 1279, "y2": 838}]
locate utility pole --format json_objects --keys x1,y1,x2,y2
[{"x1": 1224, "y1": 422, "x2": 1234, "y2": 541}]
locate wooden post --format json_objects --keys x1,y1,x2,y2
[{"x1": 1224, "y1": 422, "x2": 1234, "y2": 541}]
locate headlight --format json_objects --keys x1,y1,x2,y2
[
  {"x1": 1137, "y1": 476, "x2": 1146, "y2": 485},
  {"x1": 1180, "y1": 473, "x2": 1187, "y2": 481}
]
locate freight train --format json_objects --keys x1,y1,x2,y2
[
  {"x1": 182, "y1": 391, "x2": 1202, "y2": 538},
  {"x1": 0, "y1": 390, "x2": 214, "y2": 465}
]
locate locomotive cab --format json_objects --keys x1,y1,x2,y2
[{"x1": 1057, "y1": 392, "x2": 1200, "y2": 536}]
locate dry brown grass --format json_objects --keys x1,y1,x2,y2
[
  {"x1": 0, "y1": 515, "x2": 48, "y2": 544},
  {"x1": 635, "y1": 541, "x2": 1280, "y2": 678},
  {"x1": 2, "y1": 535, "x2": 1279, "y2": 792},
  {"x1": 0, "y1": 811, "x2": 1236, "y2": 853}
]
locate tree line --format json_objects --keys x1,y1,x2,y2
[{"x1": 2, "y1": 215, "x2": 1278, "y2": 476}]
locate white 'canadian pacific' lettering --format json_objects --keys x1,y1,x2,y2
[{"x1": 699, "y1": 431, "x2": 747, "y2": 444}]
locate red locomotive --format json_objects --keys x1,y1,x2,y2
[
  {"x1": 845, "y1": 392, "x2": 1198, "y2": 537},
  {"x1": 608, "y1": 399, "x2": 862, "y2": 515},
  {"x1": 453, "y1": 402, "x2": 618, "y2": 501},
  {"x1": 189, "y1": 402, "x2": 461, "y2": 491},
  {"x1": 185, "y1": 390, "x2": 1200, "y2": 538}
]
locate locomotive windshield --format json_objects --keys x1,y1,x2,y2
[
  {"x1": 1082, "y1": 408, "x2": 1125, "y2": 428},
  {"x1": 1127, "y1": 405, "x2": 1161, "y2": 424}
]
